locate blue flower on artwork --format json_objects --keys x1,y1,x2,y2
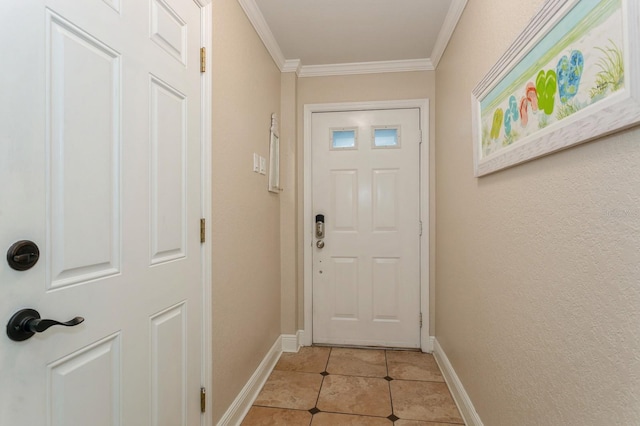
[
  {"x1": 503, "y1": 95, "x2": 519, "y2": 136},
  {"x1": 557, "y1": 50, "x2": 584, "y2": 103}
]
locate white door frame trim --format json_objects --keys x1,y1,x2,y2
[
  {"x1": 303, "y1": 99, "x2": 430, "y2": 351},
  {"x1": 197, "y1": 1, "x2": 213, "y2": 425}
]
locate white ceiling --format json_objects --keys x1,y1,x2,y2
[{"x1": 238, "y1": 0, "x2": 468, "y2": 76}]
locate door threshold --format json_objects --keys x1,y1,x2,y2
[{"x1": 312, "y1": 343, "x2": 421, "y2": 352}]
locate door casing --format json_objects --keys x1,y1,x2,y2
[
  {"x1": 303, "y1": 99, "x2": 431, "y2": 351},
  {"x1": 197, "y1": 1, "x2": 214, "y2": 424},
  {"x1": 186, "y1": 2, "x2": 214, "y2": 424}
]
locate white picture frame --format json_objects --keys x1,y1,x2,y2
[
  {"x1": 268, "y1": 113, "x2": 280, "y2": 193},
  {"x1": 472, "y1": 0, "x2": 640, "y2": 177}
]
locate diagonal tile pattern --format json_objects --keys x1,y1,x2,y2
[
  {"x1": 312, "y1": 412, "x2": 392, "y2": 425},
  {"x1": 275, "y1": 346, "x2": 331, "y2": 374},
  {"x1": 242, "y1": 406, "x2": 313, "y2": 425},
  {"x1": 253, "y1": 370, "x2": 323, "y2": 410},
  {"x1": 391, "y1": 381, "x2": 463, "y2": 424},
  {"x1": 326, "y1": 347, "x2": 387, "y2": 378},
  {"x1": 386, "y1": 350, "x2": 444, "y2": 382},
  {"x1": 317, "y1": 375, "x2": 392, "y2": 417},
  {"x1": 242, "y1": 347, "x2": 465, "y2": 425}
]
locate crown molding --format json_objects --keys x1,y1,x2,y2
[
  {"x1": 282, "y1": 59, "x2": 302, "y2": 74},
  {"x1": 237, "y1": 0, "x2": 286, "y2": 70},
  {"x1": 430, "y1": 0, "x2": 468, "y2": 68},
  {"x1": 298, "y1": 58, "x2": 434, "y2": 77},
  {"x1": 237, "y1": 0, "x2": 457, "y2": 76}
]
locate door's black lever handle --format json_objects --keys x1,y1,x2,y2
[
  {"x1": 6, "y1": 308, "x2": 84, "y2": 341},
  {"x1": 28, "y1": 316, "x2": 84, "y2": 333}
]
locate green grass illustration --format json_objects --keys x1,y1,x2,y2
[
  {"x1": 539, "y1": 114, "x2": 550, "y2": 129},
  {"x1": 502, "y1": 130, "x2": 520, "y2": 147},
  {"x1": 556, "y1": 100, "x2": 584, "y2": 120},
  {"x1": 589, "y1": 40, "x2": 624, "y2": 99},
  {"x1": 481, "y1": 124, "x2": 490, "y2": 153}
]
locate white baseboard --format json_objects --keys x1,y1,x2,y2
[
  {"x1": 422, "y1": 335, "x2": 435, "y2": 353},
  {"x1": 281, "y1": 330, "x2": 303, "y2": 353},
  {"x1": 299, "y1": 328, "x2": 312, "y2": 346},
  {"x1": 433, "y1": 338, "x2": 484, "y2": 426},
  {"x1": 216, "y1": 336, "x2": 283, "y2": 426}
]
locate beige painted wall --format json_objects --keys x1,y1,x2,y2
[
  {"x1": 211, "y1": 0, "x2": 282, "y2": 421},
  {"x1": 280, "y1": 72, "x2": 298, "y2": 334},
  {"x1": 295, "y1": 72, "x2": 437, "y2": 335},
  {"x1": 435, "y1": 1, "x2": 640, "y2": 424}
]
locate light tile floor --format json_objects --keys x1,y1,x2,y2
[{"x1": 241, "y1": 346, "x2": 465, "y2": 425}]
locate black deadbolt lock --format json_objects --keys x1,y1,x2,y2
[{"x1": 7, "y1": 240, "x2": 40, "y2": 271}]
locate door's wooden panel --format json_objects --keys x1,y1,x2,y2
[
  {"x1": 330, "y1": 257, "x2": 359, "y2": 320},
  {"x1": 312, "y1": 108, "x2": 421, "y2": 348},
  {"x1": 102, "y1": 0, "x2": 120, "y2": 13},
  {"x1": 331, "y1": 170, "x2": 358, "y2": 232},
  {"x1": 150, "y1": 303, "x2": 186, "y2": 426},
  {"x1": 372, "y1": 169, "x2": 399, "y2": 231},
  {"x1": 149, "y1": 76, "x2": 186, "y2": 265},
  {"x1": 150, "y1": 0, "x2": 186, "y2": 65},
  {"x1": 48, "y1": 334, "x2": 121, "y2": 426},
  {"x1": 0, "y1": 1, "x2": 203, "y2": 424},
  {"x1": 372, "y1": 257, "x2": 400, "y2": 321},
  {"x1": 47, "y1": 11, "x2": 121, "y2": 289}
]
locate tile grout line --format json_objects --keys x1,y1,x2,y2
[
  {"x1": 323, "y1": 346, "x2": 332, "y2": 372},
  {"x1": 251, "y1": 405, "x2": 313, "y2": 413},
  {"x1": 307, "y1": 409, "x2": 394, "y2": 419},
  {"x1": 385, "y1": 350, "x2": 396, "y2": 422},
  {"x1": 310, "y1": 346, "x2": 332, "y2": 419},
  {"x1": 314, "y1": 372, "x2": 393, "y2": 380},
  {"x1": 391, "y1": 377, "x2": 447, "y2": 384}
]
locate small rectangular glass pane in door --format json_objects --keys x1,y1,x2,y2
[
  {"x1": 332, "y1": 129, "x2": 356, "y2": 149},
  {"x1": 373, "y1": 128, "x2": 399, "y2": 147}
]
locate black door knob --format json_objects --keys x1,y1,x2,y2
[{"x1": 6, "y1": 308, "x2": 84, "y2": 341}]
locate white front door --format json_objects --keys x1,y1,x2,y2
[
  {"x1": 312, "y1": 108, "x2": 422, "y2": 348},
  {"x1": 0, "y1": 1, "x2": 204, "y2": 425}
]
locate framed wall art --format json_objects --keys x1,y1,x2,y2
[
  {"x1": 268, "y1": 113, "x2": 281, "y2": 193},
  {"x1": 472, "y1": 0, "x2": 640, "y2": 176}
]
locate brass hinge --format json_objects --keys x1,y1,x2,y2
[
  {"x1": 200, "y1": 218, "x2": 206, "y2": 243},
  {"x1": 420, "y1": 312, "x2": 423, "y2": 328},
  {"x1": 200, "y1": 387, "x2": 206, "y2": 413},
  {"x1": 200, "y1": 47, "x2": 206, "y2": 73}
]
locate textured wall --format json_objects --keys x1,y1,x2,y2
[
  {"x1": 296, "y1": 72, "x2": 437, "y2": 335},
  {"x1": 211, "y1": 0, "x2": 281, "y2": 422},
  {"x1": 435, "y1": 0, "x2": 640, "y2": 424}
]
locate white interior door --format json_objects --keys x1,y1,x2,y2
[
  {"x1": 0, "y1": 1, "x2": 204, "y2": 425},
  {"x1": 312, "y1": 108, "x2": 422, "y2": 348}
]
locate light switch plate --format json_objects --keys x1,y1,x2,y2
[
  {"x1": 259, "y1": 156, "x2": 266, "y2": 175},
  {"x1": 253, "y1": 153, "x2": 259, "y2": 172}
]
